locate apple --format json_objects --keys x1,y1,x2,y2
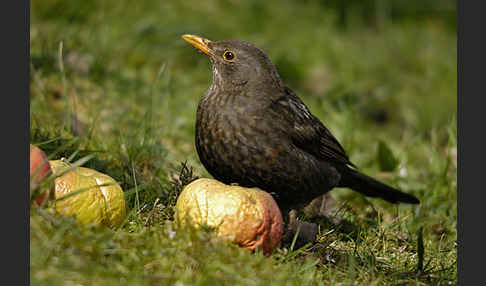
[
  {"x1": 175, "y1": 178, "x2": 284, "y2": 255},
  {"x1": 30, "y1": 144, "x2": 53, "y2": 205},
  {"x1": 49, "y1": 159, "x2": 126, "y2": 229}
]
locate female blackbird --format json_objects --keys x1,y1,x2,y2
[{"x1": 182, "y1": 34, "x2": 419, "y2": 214}]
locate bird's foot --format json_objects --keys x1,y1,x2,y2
[{"x1": 282, "y1": 209, "x2": 319, "y2": 250}]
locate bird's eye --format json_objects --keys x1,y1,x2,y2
[{"x1": 223, "y1": 50, "x2": 235, "y2": 61}]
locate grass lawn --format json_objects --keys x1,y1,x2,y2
[{"x1": 30, "y1": 0, "x2": 457, "y2": 285}]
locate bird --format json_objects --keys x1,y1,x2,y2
[{"x1": 182, "y1": 34, "x2": 419, "y2": 215}]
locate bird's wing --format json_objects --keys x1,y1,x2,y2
[{"x1": 269, "y1": 86, "x2": 356, "y2": 168}]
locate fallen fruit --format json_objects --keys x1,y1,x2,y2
[
  {"x1": 30, "y1": 144, "x2": 54, "y2": 205},
  {"x1": 49, "y1": 159, "x2": 126, "y2": 229},
  {"x1": 175, "y1": 178, "x2": 283, "y2": 254}
]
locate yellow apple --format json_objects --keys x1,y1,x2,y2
[
  {"x1": 49, "y1": 160, "x2": 126, "y2": 229},
  {"x1": 176, "y1": 178, "x2": 283, "y2": 254}
]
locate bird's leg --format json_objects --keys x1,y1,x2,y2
[
  {"x1": 303, "y1": 193, "x2": 338, "y2": 219},
  {"x1": 281, "y1": 208, "x2": 319, "y2": 249},
  {"x1": 280, "y1": 194, "x2": 339, "y2": 249}
]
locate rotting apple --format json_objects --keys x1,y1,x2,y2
[
  {"x1": 49, "y1": 159, "x2": 126, "y2": 229},
  {"x1": 30, "y1": 144, "x2": 54, "y2": 205},
  {"x1": 175, "y1": 178, "x2": 284, "y2": 255}
]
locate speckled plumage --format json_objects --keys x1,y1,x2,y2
[{"x1": 184, "y1": 35, "x2": 419, "y2": 213}]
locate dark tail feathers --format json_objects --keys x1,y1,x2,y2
[{"x1": 339, "y1": 168, "x2": 420, "y2": 204}]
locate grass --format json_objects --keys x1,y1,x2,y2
[{"x1": 30, "y1": 0, "x2": 457, "y2": 285}]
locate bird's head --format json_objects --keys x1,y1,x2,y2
[{"x1": 183, "y1": 34, "x2": 283, "y2": 92}]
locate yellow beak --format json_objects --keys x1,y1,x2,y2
[{"x1": 182, "y1": 34, "x2": 214, "y2": 56}]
